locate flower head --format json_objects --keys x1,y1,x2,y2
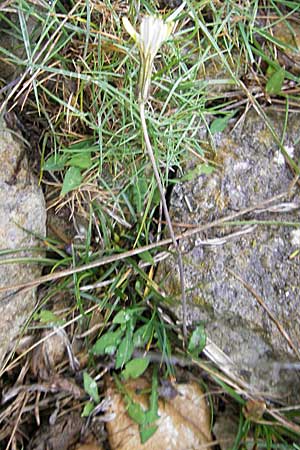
[{"x1": 123, "y1": 15, "x2": 174, "y2": 102}]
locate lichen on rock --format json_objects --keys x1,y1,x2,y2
[{"x1": 156, "y1": 110, "x2": 300, "y2": 401}]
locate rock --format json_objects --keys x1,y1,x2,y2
[
  {"x1": 105, "y1": 377, "x2": 212, "y2": 450},
  {"x1": 0, "y1": 117, "x2": 46, "y2": 367},
  {"x1": 156, "y1": 110, "x2": 300, "y2": 401}
]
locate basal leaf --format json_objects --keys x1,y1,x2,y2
[
  {"x1": 81, "y1": 401, "x2": 94, "y2": 417},
  {"x1": 113, "y1": 310, "x2": 132, "y2": 325},
  {"x1": 188, "y1": 324, "x2": 206, "y2": 356},
  {"x1": 115, "y1": 328, "x2": 134, "y2": 369},
  {"x1": 34, "y1": 309, "x2": 64, "y2": 325},
  {"x1": 68, "y1": 151, "x2": 92, "y2": 169},
  {"x1": 127, "y1": 402, "x2": 146, "y2": 425},
  {"x1": 140, "y1": 424, "x2": 158, "y2": 444},
  {"x1": 133, "y1": 323, "x2": 152, "y2": 348},
  {"x1": 146, "y1": 366, "x2": 160, "y2": 423},
  {"x1": 83, "y1": 372, "x2": 99, "y2": 403},
  {"x1": 138, "y1": 250, "x2": 155, "y2": 265},
  {"x1": 121, "y1": 358, "x2": 150, "y2": 380},
  {"x1": 92, "y1": 329, "x2": 123, "y2": 356},
  {"x1": 61, "y1": 166, "x2": 82, "y2": 195},
  {"x1": 210, "y1": 116, "x2": 230, "y2": 134},
  {"x1": 266, "y1": 67, "x2": 285, "y2": 95},
  {"x1": 43, "y1": 154, "x2": 67, "y2": 171}
]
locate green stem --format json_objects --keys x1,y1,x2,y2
[{"x1": 139, "y1": 101, "x2": 187, "y2": 341}]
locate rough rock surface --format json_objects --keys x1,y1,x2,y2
[
  {"x1": 0, "y1": 118, "x2": 46, "y2": 367},
  {"x1": 157, "y1": 110, "x2": 300, "y2": 401}
]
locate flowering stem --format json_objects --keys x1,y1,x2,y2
[{"x1": 139, "y1": 101, "x2": 187, "y2": 342}]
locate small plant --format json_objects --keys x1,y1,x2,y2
[{"x1": 123, "y1": 7, "x2": 188, "y2": 339}]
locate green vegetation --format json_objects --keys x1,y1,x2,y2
[{"x1": 1, "y1": 0, "x2": 300, "y2": 447}]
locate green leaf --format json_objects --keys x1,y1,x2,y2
[
  {"x1": 139, "y1": 367, "x2": 160, "y2": 443},
  {"x1": 68, "y1": 151, "x2": 92, "y2": 169},
  {"x1": 43, "y1": 154, "x2": 67, "y2": 171},
  {"x1": 33, "y1": 309, "x2": 64, "y2": 325},
  {"x1": 127, "y1": 402, "x2": 146, "y2": 425},
  {"x1": 61, "y1": 166, "x2": 82, "y2": 195},
  {"x1": 83, "y1": 372, "x2": 99, "y2": 403},
  {"x1": 113, "y1": 308, "x2": 145, "y2": 325},
  {"x1": 133, "y1": 324, "x2": 152, "y2": 348},
  {"x1": 199, "y1": 164, "x2": 215, "y2": 175},
  {"x1": 121, "y1": 358, "x2": 150, "y2": 380},
  {"x1": 81, "y1": 401, "x2": 94, "y2": 417},
  {"x1": 113, "y1": 310, "x2": 132, "y2": 325},
  {"x1": 188, "y1": 324, "x2": 206, "y2": 356},
  {"x1": 92, "y1": 329, "x2": 123, "y2": 356},
  {"x1": 146, "y1": 366, "x2": 160, "y2": 423},
  {"x1": 140, "y1": 424, "x2": 158, "y2": 444},
  {"x1": 115, "y1": 328, "x2": 134, "y2": 369},
  {"x1": 266, "y1": 67, "x2": 285, "y2": 95},
  {"x1": 114, "y1": 369, "x2": 159, "y2": 444},
  {"x1": 210, "y1": 116, "x2": 231, "y2": 134},
  {"x1": 138, "y1": 251, "x2": 154, "y2": 265}
]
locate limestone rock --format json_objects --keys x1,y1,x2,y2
[
  {"x1": 0, "y1": 117, "x2": 46, "y2": 367},
  {"x1": 105, "y1": 377, "x2": 212, "y2": 450},
  {"x1": 157, "y1": 110, "x2": 300, "y2": 401}
]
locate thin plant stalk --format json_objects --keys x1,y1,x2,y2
[{"x1": 139, "y1": 101, "x2": 187, "y2": 341}]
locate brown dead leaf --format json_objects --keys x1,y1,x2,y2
[
  {"x1": 1, "y1": 375, "x2": 83, "y2": 405},
  {"x1": 243, "y1": 399, "x2": 266, "y2": 422},
  {"x1": 75, "y1": 440, "x2": 104, "y2": 450},
  {"x1": 48, "y1": 374, "x2": 84, "y2": 399},
  {"x1": 105, "y1": 376, "x2": 212, "y2": 450},
  {"x1": 31, "y1": 330, "x2": 66, "y2": 378}
]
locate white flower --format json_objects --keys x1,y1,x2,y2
[{"x1": 123, "y1": 15, "x2": 174, "y2": 101}]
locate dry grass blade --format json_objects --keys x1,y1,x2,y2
[{"x1": 0, "y1": 191, "x2": 294, "y2": 294}]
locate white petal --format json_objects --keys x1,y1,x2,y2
[
  {"x1": 140, "y1": 16, "x2": 174, "y2": 60},
  {"x1": 122, "y1": 17, "x2": 139, "y2": 43}
]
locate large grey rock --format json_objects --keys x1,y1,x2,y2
[
  {"x1": 157, "y1": 110, "x2": 300, "y2": 401},
  {"x1": 0, "y1": 117, "x2": 46, "y2": 367}
]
